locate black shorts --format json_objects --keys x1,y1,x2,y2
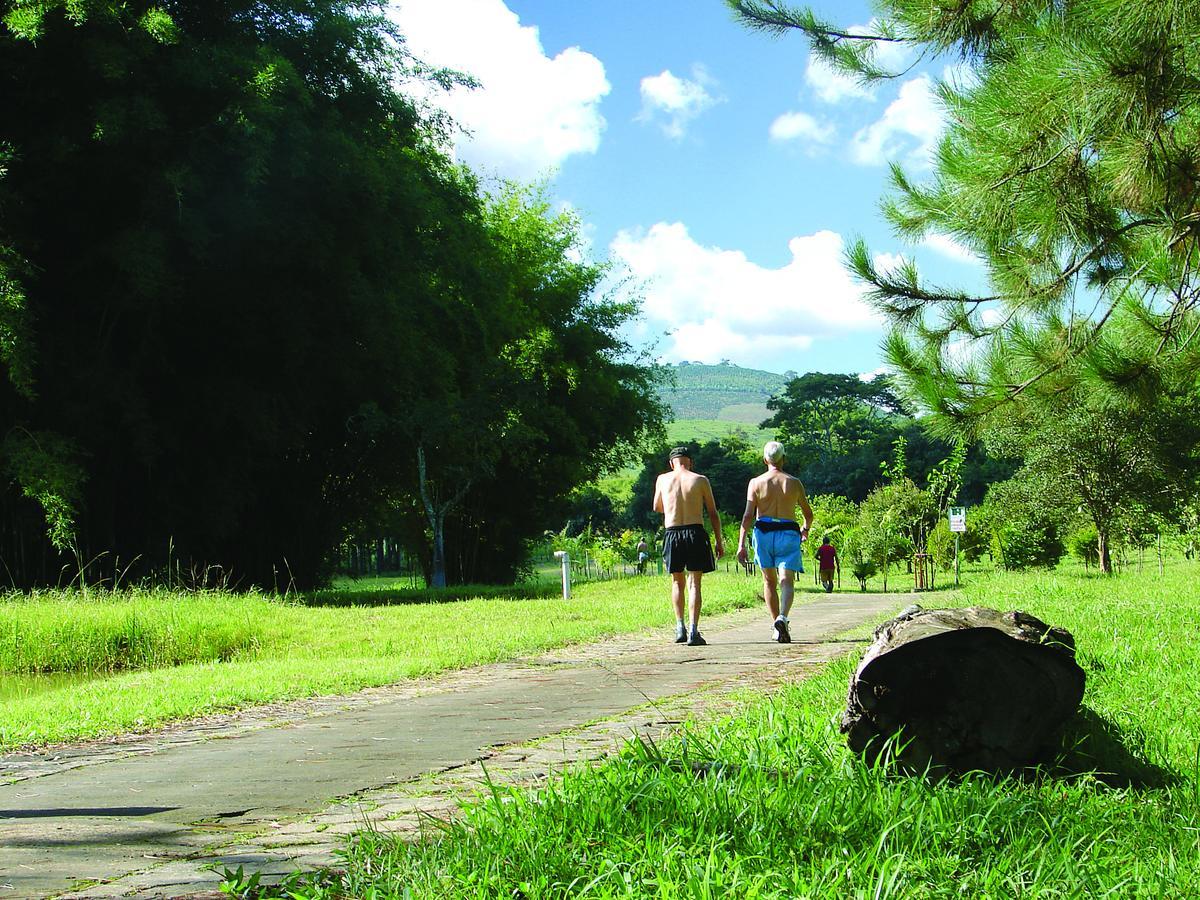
[{"x1": 663, "y1": 524, "x2": 715, "y2": 574}]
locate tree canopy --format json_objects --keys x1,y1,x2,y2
[
  {"x1": 761, "y1": 372, "x2": 1012, "y2": 502},
  {"x1": 981, "y1": 384, "x2": 1200, "y2": 571},
  {"x1": 0, "y1": 1, "x2": 663, "y2": 588}
]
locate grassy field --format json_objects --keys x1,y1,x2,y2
[
  {"x1": 277, "y1": 562, "x2": 1200, "y2": 898},
  {"x1": 659, "y1": 362, "x2": 786, "y2": 420},
  {"x1": 0, "y1": 571, "x2": 767, "y2": 750},
  {"x1": 666, "y1": 418, "x2": 776, "y2": 447}
]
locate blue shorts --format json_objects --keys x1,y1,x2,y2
[{"x1": 753, "y1": 518, "x2": 803, "y2": 572}]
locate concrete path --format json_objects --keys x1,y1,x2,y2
[{"x1": 0, "y1": 592, "x2": 904, "y2": 899}]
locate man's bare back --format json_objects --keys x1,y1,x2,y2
[
  {"x1": 747, "y1": 469, "x2": 810, "y2": 522},
  {"x1": 653, "y1": 468, "x2": 715, "y2": 528}
]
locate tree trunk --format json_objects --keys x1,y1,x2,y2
[
  {"x1": 416, "y1": 444, "x2": 469, "y2": 590},
  {"x1": 841, "y1": 605, "x2": 1085, "y2": 774},
  {"x1": 430, "y1": 515, "x2": 447, "y2": 588},
  {"x1": 1097, "y1": 530, "x2": 1112, "y2": 574}
]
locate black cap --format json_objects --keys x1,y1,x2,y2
[{"x1": 668, "y1": 446, "x2": 691, "y2": 460}]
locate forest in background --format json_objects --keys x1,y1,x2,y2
[{"x1": 0, "y1": 1, "x2": 664, "y2": 590}]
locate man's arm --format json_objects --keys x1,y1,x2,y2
[
  {"x1": 737, "y1": 481, "x2": 756, "y2": 565},
  {"x1": 702, "y1": 477, "x2": 723, "y2": 558},
  {"x1": 652, "y1": 475, "x2": 664, "y2": 514},
  {"x1": 797, "y1": 481, "x2": 814, "y2": 539}
]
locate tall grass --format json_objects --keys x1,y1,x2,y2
[
  {"x1": 0, "y1": 589, "x2": 266, "y2": 674},
  {"x1": 283, "y1": 563, "x2": 1200, "y2": 898},
  {"x1": 0, "y1": 570, "x2": 762, "y2": 748}
]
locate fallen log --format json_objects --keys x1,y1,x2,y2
[{"x1": 841, "y1": 605, "x2": 1085, "y2": 774}]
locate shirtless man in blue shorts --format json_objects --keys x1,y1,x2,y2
[
  {"x1": 736, "y1": 441, "x2": 814, "y2": 643},
  {"x1": 653, "y1": 446, "x2": 724, "y2": 646}
]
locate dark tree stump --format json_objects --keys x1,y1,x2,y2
[{"x1": 841, "y1": 605, "x2": 1085, "y2": 774}]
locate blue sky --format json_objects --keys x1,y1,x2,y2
[{"x1": 389, "y1": 0, "x2": 985, "y2": 376}]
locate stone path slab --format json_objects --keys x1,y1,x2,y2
[{"x1": 0, "y1": 592, "x2": 903, "y2": 899}]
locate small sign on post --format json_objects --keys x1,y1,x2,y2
[{"x1": 948, "y1": 506, "x2": 966, "y2": 586}]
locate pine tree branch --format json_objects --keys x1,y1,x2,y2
[
  {"x1": 726, "y1": 1, "x2": 899, "y2": 41},
  {"x1": 987, "y1": 145, "x2": 1070, "y2": 191}
]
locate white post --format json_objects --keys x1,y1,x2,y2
[
  {"x1": 954, "y1": 533, "x2": 960, "y2": 586},
  {"x1": 553, "y1": 550, "x2": 571, "y2": 599}
]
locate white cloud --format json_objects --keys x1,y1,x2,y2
[
  {"x1": 851, "y1": 74, "x2": 944, "y2": 168},
  {"x1": 873, "y1": 251, "x2": 907, "y2": 275},
  {"x1": 637, "y1": 67, "x2": 718, "y2": 139},
  {"x1": 610, "y1": 223, "x2": 880, "y2": 369},
  {"x1": 389, "y1": 0, "x2": 609, "y2": 180},
  {"x1": 806, "y1": 55, "x2": 875, "y2": 104},
  {"x1": 768, "y1": 111, "x2": 835, "y2": 147},
  {"x1": 858, "y1": 366, "x2": 891, "y2": 382},
  {"x1": 922, "y1": 233, "x2": 982, "y2": 265},
  {"x1": 942, "y1": 62, "x2": 981, "y2": 92},
  {"x1": 805, "y1": 20, "x2": 912, "y2": 104}
]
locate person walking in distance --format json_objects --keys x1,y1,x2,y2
[
  {"x1": 816, "y1": 536, "x2": 839, "y2": 593},
  {"x1": 654, "y1": 446, "x2": 724, "y2": 646},
  {"x1": 737, "y1": 441, "x2": 814, "y2": 643},
  {"x1": 636, "y1": 536, "x2": 649, "y2": 575}
]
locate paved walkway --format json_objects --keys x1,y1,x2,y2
[{"x1": 0, "y1": 592, "x2": 904, "y2": 899}]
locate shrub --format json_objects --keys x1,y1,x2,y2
[
  {"x1": 927, "y1": 520, "x2": 957, "y2": 570},
  {"x1": 809, "y1": 494, "x2": 858, "y2": 542},
  {"x1": 992, "y1": 520, "x2": 1065, "y2": 570},
  {"x1": 1067, "y1": 525, "x2": 1100, "y2": 568},
  {"x1": 841, "y1": 527, "x2": 878, "y2": 591}
]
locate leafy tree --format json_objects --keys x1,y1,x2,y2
[
  {"x1": 763, "y1": 373, "x2": 1013, "y2": 502},
  {"x1": 762, "y1": 372, "x2": 899, "y2": 461},
  {"x1": 0, "y1": 3, "x2": 662, "y2": 588},
  {"x1": 728, "y1": 0, "x2": 1200, "y2": 433},
  {"x1": 983, "y1": 387, "x2": 1200, "y2": 572},
  {"x1": 562, "y1": 485, "x2": 617, "y2": 536},
  {"x1": 808, "y1": 494, "x2": 858, "y2": 542},
  {"x1": 926, "y1": 519, "x2": 956, "y2": 571},
  {"x1": 840, "y1": 526, "x2": 878, "y2": 591},
  {"x1": 856, "y1": 479, "x2": 922, "y2": 590},
  {"x1": 1067, "y1": 525, "x2": 1101, "y2": 570},
  {"x1": 4, "y1": 0, "x2": 479, "y2": 587},
  {"x1": 407, "y1": 186, "x2": 665, "y2": 585},
  {"x1": 976, "y1": 477, "x2": 1066, "y2": 571}
]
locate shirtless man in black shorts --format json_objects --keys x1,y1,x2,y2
[{"x1": 653, "y1": 446, "x2": 724, "y2": 646}]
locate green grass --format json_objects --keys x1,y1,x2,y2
[
  {"x1": 0, "y1": 571, "x2": 764, "y2": 749},
  {"x1": 713, "y1": 402, "x2": 772, "y2": 423},
  {"x1": 666, "y1": 418, "x2": 776, "y2": 447},
  {"x1": 280, "y1": 562, "x2": 1200, "y2": 898}
]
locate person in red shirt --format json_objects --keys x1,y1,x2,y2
[{"x1": 815, "y1": 536, "x2": 838, "y2": 593}]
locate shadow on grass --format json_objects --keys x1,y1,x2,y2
[
  {"x1": 299, "y1": 582, "x2": 557, "y2": 608},
  {"x1": 1048, "y1": 705, "x2": 1179, "y2": 789}
]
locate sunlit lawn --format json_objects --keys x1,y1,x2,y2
[
  {"x1": 0, "y1": 569, "x2": 768, "y2": 750},
  {"x1": 273, "y1": 560, "x2": 1200, "y2": 898}
]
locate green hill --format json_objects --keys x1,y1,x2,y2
[{"x1": 660, "y1": 362, "x2": 788, "y2": 424}]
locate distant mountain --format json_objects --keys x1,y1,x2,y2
[{"x1": 660, "y1": 362, "x2": 790, "y2": 424}]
